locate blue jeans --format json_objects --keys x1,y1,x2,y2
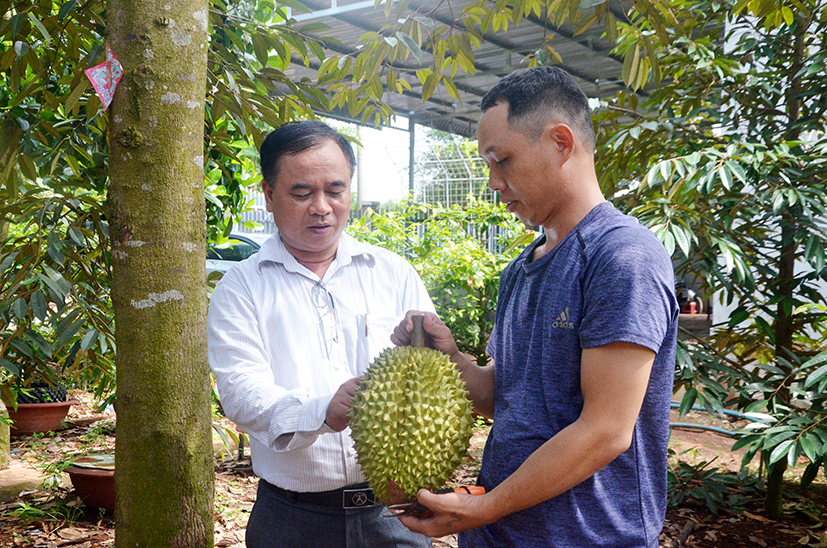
[{"x1": 246, "y1": 480, "x2": 432, "y2": 548}]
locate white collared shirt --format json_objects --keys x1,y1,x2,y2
[{"x1": 208, "y1": 231, "x2": 435, "y2": 492}]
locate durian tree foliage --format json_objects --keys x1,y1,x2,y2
[{"x1": 590, "y1": 0, "x2": 827, "y2": 520}]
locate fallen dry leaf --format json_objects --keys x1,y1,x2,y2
[
  {"x1": 57, "y1": 527, "x2": 86, "y2": 540},
  {"x1": 743, "y1": 511, "x2": 772, "y2": 523}
]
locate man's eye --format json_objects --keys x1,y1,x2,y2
[
  {"x1": 292, "y1": 193, "x2": 311, "y2": 199},
  {"x1": 496, "y1": 158, "x2": 508, "y2": 166}
]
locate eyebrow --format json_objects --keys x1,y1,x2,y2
[
  {"x1": 289, "y1": 182, "x2": 313, "y2": 192},
  {"x1": 288, "y1": 180, "x2": 347, "y2": 192}
]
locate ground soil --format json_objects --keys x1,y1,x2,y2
[{"x1": 1, "y1": 394, "x2": 825, "y2": 547}]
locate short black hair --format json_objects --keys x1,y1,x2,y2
[
  {"x1": 480, "y1": 66, "x2": 596, "y2": 151},
  {"x1": 260, "y1": 120, "x2": 356, "y2": 187}
]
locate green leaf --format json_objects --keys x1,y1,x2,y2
[
  {"x1": 56, "y1": 317, "x2": 85, "y2": 351},
  {"x1": 24, "y1": 329, "x2": 52, "y2": 358},
  {"x1": 781, "y1": 6, "x2": 794, "y2": 26},
  {"x1": 0, "y1": 357, "x2": 21, "y2": 376},
  {"x1": 679, "y1": 388, "x2": 697, "y2": 416},
  {"x1": 251, "y1": 33, "x2": 270, "y2": 66},
  {"x1": 801, "y1": 460, "x2": 821, "y2": 489},
  {"x1": 717, "y1": 164, "x2": 732, "y2": 190},
  {"x1": 804, "y1": 355, "x2": 827, "y2": 388},
  {"x1": 742, "y1": 412, "x2": 776, "y2": 423},
  {"x1": 10, "y1": 339, "x2": 33, "y2": 358},
  {"x1": 578, "y1": 0, "x2": 606, "y2": 8},
  {"x1": 672, "y1": 226, "x2": 691, "y2": 257},
  {"x1": 80, "y1": 329, "x2": 98, "y2": 352},
  {"x1": 38, "y1": 265, "x2": 71, "y2": 299},
  {"x1": 732, "y1": 434, "x2": 761, "y2": 452},
  {"x1": 443, "y1": 76, "x2": 460, "y2": 101},
  {"x1": 12, "y1": 297, "x2": 28, "y2": 321},
  {"x1": 768, "y1": 439, "x2": 794, "y2": 465},
  {"x1": 31, "y1": 290, "x2": 47, "y2": 320},
  {"x1": 728, "y1": 308, "x2": 750, "y2": 327},
  {"x1": 799, "y1": 434, "x2": 822, "y2": 463},
  {"x1": 604, "y1": 11, "x2": 617, "y2": 43},
  {"x1": 421, "y1": 72, "x2": 439, "y2": 101},
  {"x1": 63, "y1": 80, "x2": 89, "y2": 117},
  {"x1": 661, "y1": 229, "x2": 675, "y2": 256},
  {"x1": 47, "y1": 243, "x2": 64, "y2": 266},
  {"x1": 68, "y1": 228, "x2": 85, "y2": 246},
  {"x1": 396, "y1": 31, "x2": 423, "y2": 63},
  {"x1": 57, "y1": 0, "x2": 79, "y2": 21},
  {"x1": 14, "y1": 41, "x2": 29, "y2": 57},
  {"x1": 27, "y1": 13, "x2": 52, "y2": 44},
  {"x1": 277, "y1": 0, "x2": 311, "y2": 14},
  {"x1": 726, "y1": 160, "x2": 746, "y2": 183},
  {"x1": 298, "y1": 22, "x2": 330, "y2": 33},
  {"x1": 772, "y1": 191, "x2": 785, "y2": 214}
]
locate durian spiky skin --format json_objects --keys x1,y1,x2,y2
[{"x1": 349, "y1": 346, "x2": 475, "y2": 506}]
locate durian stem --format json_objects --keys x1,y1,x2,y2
[{"x1": 411, "y1": 315, "x2": 426, "y2": 348}]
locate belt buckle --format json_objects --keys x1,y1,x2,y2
[{"x1": 342, "y1": 488, "x2": 375, "y2": 509}]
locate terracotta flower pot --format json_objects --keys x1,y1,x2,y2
[
  {"x1": 8, "y1": 400, "x2": 79, "y2": 437},
  {"x1": 67, "y1": 452, "x2": 115, "y2": 513}
]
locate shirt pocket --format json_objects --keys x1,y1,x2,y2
[{"x1": 355, "y1": 314, "x2": 403, "y2": 376}]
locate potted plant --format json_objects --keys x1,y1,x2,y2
[
  {"x1": 0, "y1": 192, "x2": 117, "y2": 436},
  {"x1": 1, "y1": 352, "x2": 79, "y2": 437}
]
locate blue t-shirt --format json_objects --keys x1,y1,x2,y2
[{"x1": 459, "y1": 202, "x2": 678, "y2": 548}]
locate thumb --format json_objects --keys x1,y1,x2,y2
[{"x1": 416, "y1": 488, "x2": 441, "y2": 508}]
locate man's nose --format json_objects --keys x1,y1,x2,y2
[
  {"x1": 488, "y1": 171, "x2": 506, "y2": 192},
  {"x1": 309, "y1": 193, "x2": 333, "y2": 216}
]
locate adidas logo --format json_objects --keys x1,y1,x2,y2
[{"x1": 552, "y1": 307, "x2": 575, "y2": 329}]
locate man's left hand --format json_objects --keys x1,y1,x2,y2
[
  {"x1": 396, "y1": 488, "x2": 495, "y2": 538},
  {"x1": 325, "y1": 377, "x2": 360, "y2": 432}
]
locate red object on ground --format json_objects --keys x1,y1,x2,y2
[
  {"x1": 66, "y1": 466, "x2": 116, "y2": 513},
  {"x1": 681, "y1": 301, "x2": 698, "y2": 314},
  {"x1": 8, "y1": 400, "x2": 79, "y2": 437}
]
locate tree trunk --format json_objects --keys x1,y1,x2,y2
[
  {"x1": 107, "y1": 0, "x2": 212, "y2": 545},
  {"x1": 766, "y1": 13, "x2": 807, "y2": 520},
  {"x1": 0, "y1": 120, "x2": 23, "y2": 243},
  {"x1": 764, "y1": 453, "x2": 788, "y2": 520}
]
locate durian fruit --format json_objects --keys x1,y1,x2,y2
[{"x1": 349, "y1": 346, "x2": 474, "y2": 506}]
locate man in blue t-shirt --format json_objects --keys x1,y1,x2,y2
[{"x1": 391, "y1": 66, "x2": 678, "y2": 547}]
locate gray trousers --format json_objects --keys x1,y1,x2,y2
[{"x1": 246, "y1": 480, "x2": 433, "y2": 548}]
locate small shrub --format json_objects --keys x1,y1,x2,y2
[{"x1": 349, "y1": 198, "x2": 533, "y2": 365}]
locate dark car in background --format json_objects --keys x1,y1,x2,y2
[{"x1": 206, "y1": 232, "x2": 271, "y2": 276}]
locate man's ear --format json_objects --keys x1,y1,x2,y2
[
  {"x1": 261, "y1": 180, "x2": 275, "y2": 212},
  {"x1": 543, "y1": 122, "x2": 576, "y2": 161}
]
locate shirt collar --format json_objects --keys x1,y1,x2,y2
[{"x1": 256, "y1": 230, "x2": 376, "y2": 276}]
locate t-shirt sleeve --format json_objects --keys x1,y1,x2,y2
[{"x1": 578, "y1": 228, "x2": 676, "y2": 353}]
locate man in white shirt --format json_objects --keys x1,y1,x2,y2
[{"x1": 208, "y1": 120, "x2": 435, "y2": 547}]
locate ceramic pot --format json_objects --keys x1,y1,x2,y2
[
  {"x1": 67, "y1": 452, "x2": 115, "y2": 513},
  {"x1": 66, "y1": 466, "x2": 115, "y2": 513},
  {"x1": 8, "y1": 400, "x2": 79, "y2": 437}
]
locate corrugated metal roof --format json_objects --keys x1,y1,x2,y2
[{"x1": 284, "y1": 0, "x2": 628, "y2": 137}]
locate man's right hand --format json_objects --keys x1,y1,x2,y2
[
  {"x1": 394, "y1": 310, "x2": 496, "y2": 419},
  {"x1": 391, "y1": 311, "x2": 461, "y2": 361}
]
